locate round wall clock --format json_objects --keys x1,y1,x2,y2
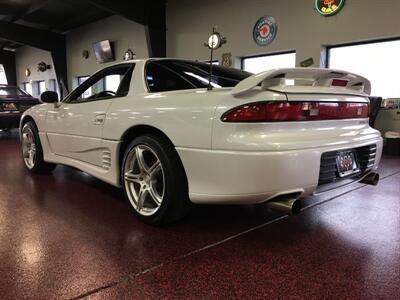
[{"x1": 315, "y1": 0, "x2": 345, "y2": 16}]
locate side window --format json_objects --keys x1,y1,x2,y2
[
  {"x1": 146, "y1": 62, "x2": 194, "y2": 92},
  {"x1": 68, "y1": 64, "x2": 133, "y2": 102}
]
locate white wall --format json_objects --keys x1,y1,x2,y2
[
  {"x1": 15, "y1": 46, "x2": 56, "y2": 92},
  {"x1": 14, "y1": 0, "x2": 400, "y2": 91},
  {"x1": 66, "y1": 15, "x2": 148, "y2": 89},
  {"x1": 15, "y1": 15, "x2": 148, "y2": 93},
  {"x1": 166, "y1": 0, "x2": 400, "y2": 66}
]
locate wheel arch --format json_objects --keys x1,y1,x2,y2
[
  {"x1": 20, "y1": 114, "x2": 36, "y2": 127},
  {"x1": 19, "y1": 115, "x2": 37, "y2": 138},
  {"x1": 118, "y1": 125, "x2": 187, "y2": 185}
]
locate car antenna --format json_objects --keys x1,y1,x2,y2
[{"x1": 204, "y1": 26, "x2": 226, "y2": 91}]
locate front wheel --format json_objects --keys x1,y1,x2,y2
[
  {"x1": 122, "y1": 135, "x2": 190, "y2": 225},
  {"x1": 21, "y1": 122, "x2": 56, "y2": 173}
]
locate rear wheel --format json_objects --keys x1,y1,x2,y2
[
  {"x1": 122, "y1": 135, "x2": 190, "y2": 225},
  {"x1": 21, "y1": 122, "x2": 56, "y2": 173}
]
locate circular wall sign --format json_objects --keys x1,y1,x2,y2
[
  {"x1": 315, "y1": 0, "x2": 345, "y2": 16},
  {"x1": 253, "y1": 16, "x2": 277, "y2": 47},
  {"x1": 124, "y1": 49, "x2": 135, "y2": 61}
]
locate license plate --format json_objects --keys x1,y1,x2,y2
[
  {"x1": 2, "y1": 103, "x2": 18, "y2": 111},
  {"x1": 336, "y1": 151, "x2": 360, "y2": 177}
]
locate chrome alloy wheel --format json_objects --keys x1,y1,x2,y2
[
  {"x1": 22, "y1": 126, "x2": 36, "y2": 169},
  {"x1": 123, "y1": 145, "x2": 165, "y2": 216}
]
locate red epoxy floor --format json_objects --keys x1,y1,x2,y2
[{"x1": 0, "y1": 130, "x2": 399, "y2": 299}]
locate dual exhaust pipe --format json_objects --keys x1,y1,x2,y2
[
  {"x1": 266, "y1": 172, "x2": 380, "y2": 215},
  {"x1": 266, "y1": 193, "x2": 302, "y2": 215},
  {"x1": 360, "y1": 172, "x2": 380, "y2": 186}
]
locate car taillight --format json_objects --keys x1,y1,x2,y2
[
  {"x1": 221, "y1": 102, "x2": 369, "y2": 122},
  {"x1": 331, "y1": 79, "x2": 348, "y2": 87}
]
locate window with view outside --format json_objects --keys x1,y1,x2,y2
[
  {"x1": 0, "y1": 64, "x2": 7, "y2": 84},
  {"x1": 328, "y1": 40, "x2": 400, "y2": 98},
  {"x1": 242, "y1": 52, "x2": 296, "y2": 74},
  {"x1": 105, "y1": 74, "x2": 123, "y2": 92},
  {"x1": 24, "y1": 82, "x2": 33, "y2": 96},
  {"x1": 39, "y1": 81, "x2": 46, "y2": 95},
  {"x1": 75, "y1": 66, "x2": 130, "y2": 101},
  {"x1": 79, "y1": 75, "x2": 123, "y2": 99},
  {"x1": 78, "y1": 76, "x2": 91, "y2": 98}
]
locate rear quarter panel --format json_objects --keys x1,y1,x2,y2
[{"x1": 103, "y1": 89, "x2": 229, "y2": 149}]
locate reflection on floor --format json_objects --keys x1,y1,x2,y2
[{"x1": 0, "y1": 129, "x2": 399, "y2": 299}]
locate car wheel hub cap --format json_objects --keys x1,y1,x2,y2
[{"x1": 123, "y1": 145, "x2": 165, "y2": 216}]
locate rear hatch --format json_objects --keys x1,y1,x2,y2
[{"x1": 213, "y1": 68, "x2": 380, "y2": 152}]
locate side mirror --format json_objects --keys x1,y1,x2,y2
[{"x1": 39, "y1": 91, "x2": 59, "y2": 103}]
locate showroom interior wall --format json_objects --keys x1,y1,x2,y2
[
  {"x1": 15, "y1": 15, "x2": 148, "y2": 92},
  {"x1": 66, "y1": 15, "x2": 148, "y2": 89},
  {"x1": 14, "y1": 0, "x2": 400, "y2": 92},
  {"x1": 166, "y1": 0, "x2": 400, "y2": 67},
  {"x1": 15, "y1": 46, "x2": 56, "y2": 91}
]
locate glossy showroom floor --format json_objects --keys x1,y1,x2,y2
[{"x1": 0, "y1": 130, "x2": 399, "y2": 299}]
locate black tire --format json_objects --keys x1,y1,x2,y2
[
  {"x1": 21, "y1": 121, "x2": 56, "y2": 174},
  {"x1": 121, "y1": 134, "x2": 190, "y2": 225}
]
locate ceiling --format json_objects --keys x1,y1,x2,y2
[{"x1": 0, "y1": 0, "x2": 113, "y2": 50}]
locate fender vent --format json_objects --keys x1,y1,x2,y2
[{"x1": 102, "y1": 150, "x2": 112, "y2": 170}]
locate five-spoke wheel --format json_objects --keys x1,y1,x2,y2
[
  {"x1": 121, "y1": 135, "x2": 190, "y2": 225},
  {"x1": 124, "y1": 145, "x2": 165, "y2": 216},
  {"x1": 21, "y1": 121, "x2": 56, "y2": 173},
  {"x1": 21, "y1": 126, "x2": 36, "y2": 169}
]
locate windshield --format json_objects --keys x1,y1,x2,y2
[
  {"x1": 0, "y1": 86, "x2": 28, "y2": 96},
  {"x1": 146, "y1": 59, "x2": 251, "y2": 92}
]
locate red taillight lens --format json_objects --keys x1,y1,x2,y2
[
  {"x1": 222, "y1": 102, "x2": 369, "y2": 122},
  {"x1": 331, "y1": 79, "x2": 349, "y2": 87}
]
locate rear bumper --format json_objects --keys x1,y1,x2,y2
[
  {"x1": 177, "y1": 137, "x2": 383, "y2": 204},
  {"x1": 0, "y1": 112, "x2": 22, "y2": 129}
]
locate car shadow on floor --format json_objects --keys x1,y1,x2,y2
[{"x1": 0, "y1": 129, "x2": 19, "y2": 140}]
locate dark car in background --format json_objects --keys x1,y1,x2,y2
[{"x1": 0, "y1": 85, "x2": 39, "y2": 130}]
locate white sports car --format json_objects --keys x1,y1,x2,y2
[{"x1": 20, "y1": 59, "x2": 383, "y2": 224}]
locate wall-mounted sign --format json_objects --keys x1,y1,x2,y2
[
  {"x1": 300, "y1": 57, "x2": 314, "y2": 67},
  {"x1": 37, "y1": 62, "x2": 51, "y2": 72},
  {"x1": 82, "y1": 50, "x2": 89, "y2": 59},
  {"x1": 123, "y1": 49, "x2": 136, "y2": 61},
  {"x1": 253, "y1": 16, "x2": 277, "y2": 47},
  {"x1": 221, "y1": 53, "x2": 232, "y2": 67},
  {"x1": 315, "y1": 0, "x2": 345, "y2": 16}
]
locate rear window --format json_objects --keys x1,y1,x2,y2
[
  {"x1": 0, "y1": 86, "x2": 27, "y2": 96},
  {"x1": 145, "y1": 60, "x2": 251, "y2": 92}
]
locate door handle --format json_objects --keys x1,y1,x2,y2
[{"x1": 94, "y1": 114, "x2": 106, "y2": 125}]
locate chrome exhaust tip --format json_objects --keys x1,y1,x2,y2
[
  {"x1": 266, "y1": 193, "x2": 302, "y2": 215},
  {"x1": 360, "y1": 172, "x2": 380, "y2": 186}
]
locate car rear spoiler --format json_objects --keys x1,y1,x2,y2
[{"x1": 231, "y1": 68, "x2": 371, "y2": 97}]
